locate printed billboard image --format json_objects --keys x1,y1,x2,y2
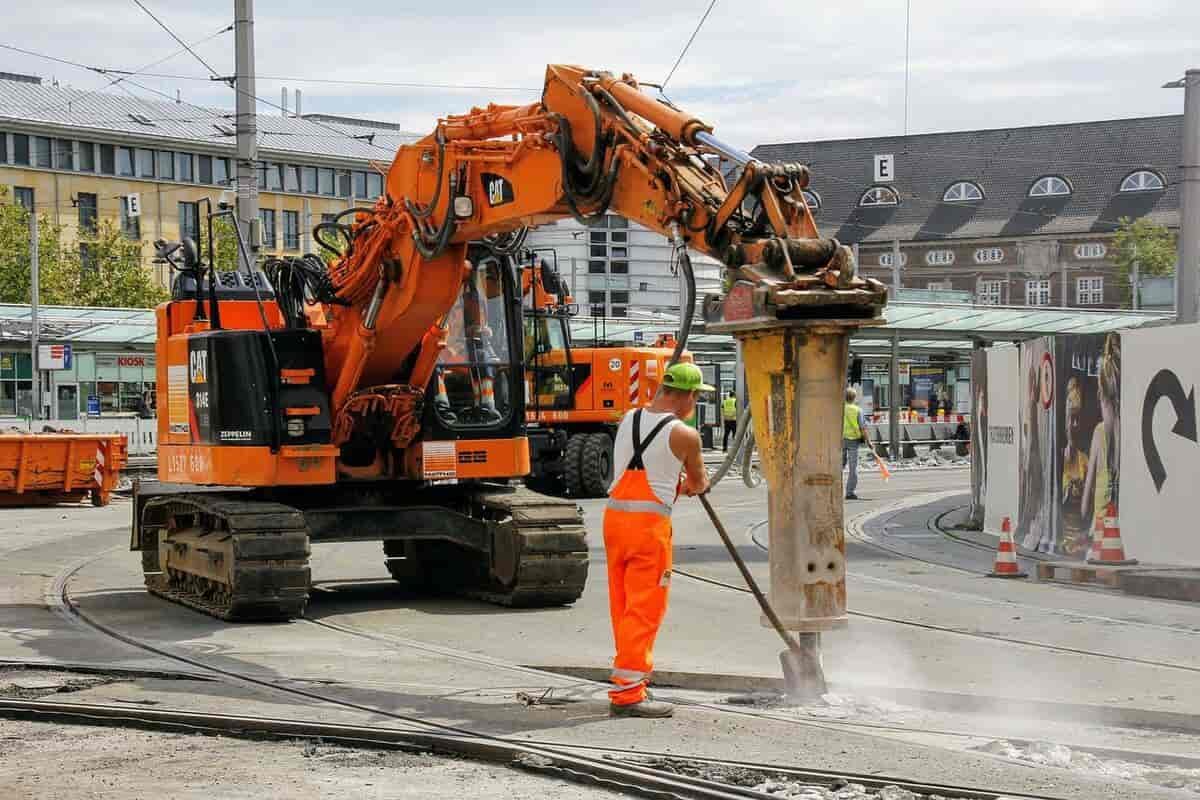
[
  {"x1": 1052, "y1": 334, "x2": 1120, "y2": 558},
  {"x1": 1017, "y1": 337, "x2": 1056, "y2": 553},
  {"x1": 969, "y1": 348, "x2": 988, "y2": 527}
]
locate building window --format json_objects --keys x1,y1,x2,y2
[
  {"x1": 176, "y1": 152, "x2": 194, "y2": 182},
  {"x1": 1074, "y1": 242, "x2": 1107, "y2": 260},
  {"x1": 214, "y1": 157, "x2": 231, "y2": 186},
  {"x1": 1025, "y1": 279, "x2": 1051, "y2": 306},
  {"x1": 878, "y1": 251, "x2": 907, "y2": 268},
  {"x1": 610, "y1": 291, "x2": 630, "y2": 305},
  {"x1": 802, "y1": 189, "x2": 821, "y2": 211},
  {"x1": 13, "y1": 187, "x2": 33, "y2": 211},
  {"x1": 282, "y1": 210, "x2": 300, "y2": 250},
  {"x1": 78, "y1": 142, "x2": 95, "y2": 172},
  {"x1": 120, "y1": 196, "x2": 141, "y2": 240},
  {"x1": 1028, "y1": 176, "x2": 1071, "y2": 197},
  {"x1": 301, "y1": 166, "x2": 318, "y2": 194},
  {"x1": 0, "y1": 132, "x2": 7, "y2": 163},
  {"x1": 284, "y1": 165, "x2": 300, "y2": 193},
  {"x1": 608, "y1": 215, "x2": 628, "y2": 228},
  {"x1": 337, "y1": 171, "x2": 351, "y2": 198},
  {"x1": 610, "y1": 230, "x2": 628, "y2": 243},
  {"x1": 259, "y1": 209, "x2": 277, "y2": 249},
  {"x1": 179, "y1": 202, "x2": 200, "y2": 244},
  {"x1": 974, "y1": 247, "x2": 1004, "y2": 264},
  {"x1": 33, "y1": 136, "x2": 51, "y2": 167},
  {"x1": 318, "y1": 167, "x2": 335, "y2": 196},
  {"x1": 942, "y1": 181, "x2": 983, "y2": 202},
  {"x1": 611, "y1": 261, "x2": 629, "y2": 274},
  {"x1": 157, "y1": 151, "x2": 175, "y2": 180},
  {"x1": 859, "y1": 186, "x2": 899, "y2": 207},
  {"x1": 367, "y1": 172, "x2": 384, "y2": 199},
  {"x1": 99, "y1": 144, "x2": 115, "y2": 175},
  {"x1": 12, "y1": 134, "x2": 30, "y2": 165},
  {"x1": 588, "y1": 290, "x2": 606, "y2": 306},
  {"x1": 117, "y1": 146, "x2": 135, "y2": 176},
  {"x1": 588, "y1": 260, "x2": 606, "y2": 274},
  {"x1": 198, "y1": 155, "x2": 213, "y2": 185},
  {"x1": 977, "y1": 280, "x2": 1004, "y2": 305},
  {"x1": 590, "y1": 245, "x2": 607, "y2": 258},
  {"x1": 1076, "y1": 277, "x2": 1104, "y2": 305},
  {"x1": 136, "y1": 148, "x2": 155, "y2": 178},
  {"x1": 927, "y1": 281, "x2": 953, "y2": 291},
  {"x1": 611, "y1": 306, "x2": 628, "y2": 318},
  {"x1": 1119, "y1": 170, "x2": 1165, "y2": 192},
  {"x1": 53, "y1": 139, "x2": 73, "y2": 170},
  {"x1": 265, "y1": 162, "x2": 282, "y2": 191},
  {"x1": 639, "y1": 281, "x2": 650, "y2": 292},
  {"x1": 353, "y1": 171, "x2": 367, "y2": 199},
  {"x1": 590, "y1": 231, "x2": 607, "y2": 244},
  {"x1": 610, "y1": 246, "x2": 628, "y2": 259},
  {"x1": 77, "y1": 193, "x2": 98, "y2": 234},
  {"x1": 924, "y1": 250, "x2": 955, "y2": 266}
]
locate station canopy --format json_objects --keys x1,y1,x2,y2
[{"x1": 0, "y1": 301, "x2": 1174, "y2": 359}]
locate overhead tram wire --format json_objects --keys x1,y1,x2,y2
[
  {"x1": 130, "y1": 0, "x2": 223, "y2": 80},
  {"x1": 662, "y1": 0, "x2": 718, "y2": 90}
]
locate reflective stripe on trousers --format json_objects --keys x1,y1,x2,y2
[{"x1": 604, "y1": 463, "x2": 673, "y2": 706}]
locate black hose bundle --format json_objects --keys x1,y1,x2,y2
[{"x1": 263, "y1": 254, "x2": 343, "y2": 329}]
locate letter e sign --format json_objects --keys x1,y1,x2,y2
[{"x1": 873, "y1": 154, "x2": 894, "y2": 183}]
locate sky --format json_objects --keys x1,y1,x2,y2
[{"x1": 1, "y1": 1, "x2": 1198, "y2": 150}]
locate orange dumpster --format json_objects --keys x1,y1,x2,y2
[{"x1": 0, "y1": 433, "x2": 127, "y2": 507}]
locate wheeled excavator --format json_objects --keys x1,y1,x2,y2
[
  {"x1": 131, "y1": 64, "x2": 887, "y2": 621},
  {"x1": 519, "y1": 253, "x2": 691, "y2": 498}
]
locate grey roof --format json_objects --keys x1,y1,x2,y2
[
  {"x1": 0, "y1": 78, "x2": 421, "y2": 164},
  {"x1": 750, "y1": 116, "x2": 1183, "y2": 244}
]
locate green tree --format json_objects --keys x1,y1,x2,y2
[
  {"x1": 0, "y1": 186, "x2": 74, "y2": 305},
  {"x1": 203, "y1": 214, "x2": 241, "y2": 271},
  {"x1": 66, "y1": 220, "x2": 168, "y2": 308},
  {"x1": 1111, "y1": 216, "x2": 1177, "y2": 304}
]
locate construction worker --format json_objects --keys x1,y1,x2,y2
[
  {"x1": 604, "y1": 362, "x2": 711, "y2": 718},
  {"x1": 721, "y1": 391, "x2": 738, "y2": 451},
  {"x1": 843, "y1": 387, "x2": 869, "y2": 500}
]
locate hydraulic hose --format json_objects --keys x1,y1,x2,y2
[{"x1": 708, "y1": 406, "x2": 752, "y2": 487}]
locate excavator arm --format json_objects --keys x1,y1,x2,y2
[{"x1": 319, "y1": 63, "x2": 886, "y2": 437}]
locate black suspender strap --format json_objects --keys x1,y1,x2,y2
[{"x1": 627, "y1": 408, "x2": 675, "y2": 471}]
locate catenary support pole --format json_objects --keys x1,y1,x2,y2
[
  {"x1": 29, "y1": 210, "x2": 40, "y2": 420},
  {"x1": 234, "y1": 0, "x2": 259, "y2": 273},
  {"x1": 891, "y1": 239, "x2": 901, "y2": 297},
  {"x1": 1172, "y1": 68, "x2": 1200, "y2": 324},
  {"x1": 889, "y1": 332, "x2": 901, "y2": 460}
]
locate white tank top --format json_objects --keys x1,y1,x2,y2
[{"x1": 611, "y1": 409, "x2": 684, "y2": 507}]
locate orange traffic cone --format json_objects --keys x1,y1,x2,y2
[
  {"x1": 873, "y1": 451, "x2": 892, "y2": 481},
  {"x1": 1088, "y1": 503, "x2": 1137, "y2": 566},
  {"x1": 989, "y1": 517, "x2": 1027, "y2": 578}
]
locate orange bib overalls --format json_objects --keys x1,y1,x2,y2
[{"x1": 603, "y1": 409, "x2": 677, "y2": 706}]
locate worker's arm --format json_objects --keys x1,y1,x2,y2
[{"x1": 669, "y1": 424, "x2": 709, "y2": 497}]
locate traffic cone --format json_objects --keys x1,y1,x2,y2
[
  {"x1": 1087, "y1": 514, "x2": 1104, "y2": 561},
  {"x1": 1088, "y1": 503, "x2": 1137, "y2": 566},
  {"x1": 989, "y1": 517, "x2": 1027, "y2": 578},
  {"x1": 873, "y1": 451, "x2": 892, "y2": 481}
]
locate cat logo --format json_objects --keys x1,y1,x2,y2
[
  {"x1": 488, "y1": 179, "x2": 505, "y2": 205},
  {"x1": 480, "y1": 172, "x2": 514, "y2": 207},
  {"x1": 189, "y1": 349, "x2": 208, "y2": 384}
]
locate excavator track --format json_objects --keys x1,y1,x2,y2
[
  {"x1": 383, "y1": 486, "x2": 589, "y2": 608},
  {"x1": 467, "y1": 485, "x2": 590, "y2": 607},
  {"x1": 140, "y1": 494, "x2": 311, "y2": 622}
]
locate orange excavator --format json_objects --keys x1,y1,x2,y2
[
  {"x1": 131, "y1": 64, "x2": 885, "y2": 621},
  {"x1": 519, "y1": 253, "x2": 690, "y2": 497}
]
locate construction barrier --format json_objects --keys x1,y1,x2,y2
[{"x1": 0, "y1": 417, "x2": 156, "y2": 456}]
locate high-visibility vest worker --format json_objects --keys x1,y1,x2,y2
[
  {"x1": 721, "y1": 394, "x2": 737, "y2": 421},
  {"x1": 604, "y1": 362, "x2": 712, "y2": 719},
  {"x1": 843, "y1": 401, "x2": 864, "y2": 441}
]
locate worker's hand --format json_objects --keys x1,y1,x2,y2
[{"x1": 683, "y1": 475, "x2": 710, "y2": 497}]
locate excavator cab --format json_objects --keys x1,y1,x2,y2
[{"x1": 432, "y1": 254, "x2": 519, "y2": 431}]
